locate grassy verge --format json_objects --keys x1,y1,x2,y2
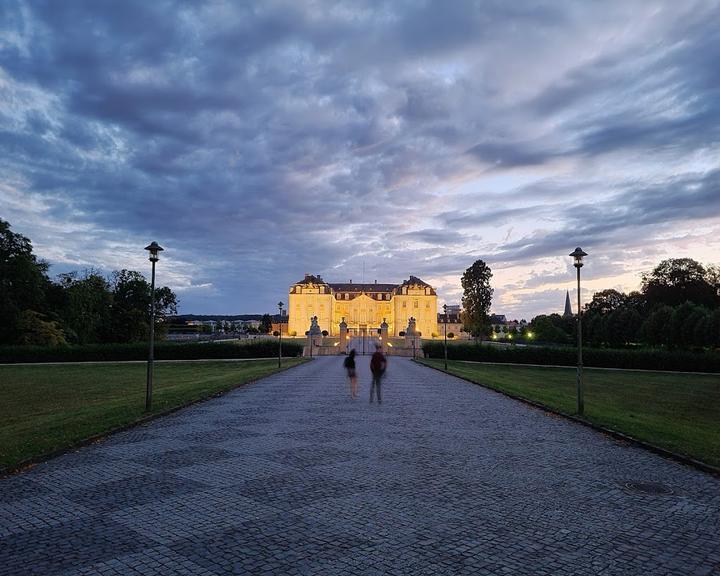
[
  {"x1": 419, "y1": 359, "x2": 720, "y2": 469},
  {"x1": 0, "y1": 358, "x2": 306, "y2": 471}
]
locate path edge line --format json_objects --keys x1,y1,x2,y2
[
  {"x1": 0, "y1": 359, "x2": 309, "y2": 479},
  {"x1": 415, "y1": 359, "x2": 720, "y2": 478}
]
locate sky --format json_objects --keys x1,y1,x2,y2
[{"x1": 2, "y1": 1, "x2": 720, "y2": 321}]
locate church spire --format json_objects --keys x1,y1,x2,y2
[{"x1": 563, "y1": 290, "x2": 573, "y2": 317}]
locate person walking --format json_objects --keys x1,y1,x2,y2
[
  {"x1": 369, "y1": 344, "x2": 387, "y2": 404},
  {"x1": 344, "y1": 349, "x2": 358, "y2": 399}
]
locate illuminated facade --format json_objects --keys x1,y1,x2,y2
[{"x1": 288, "y1": 274, "x2": 438, "y2": 337}]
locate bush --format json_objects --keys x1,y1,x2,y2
[
  {"x1": 421, "y1": 341, "x2": 720, "y2": 373},
  {"x1": 0, "y1": 339, "x2": 304, "y2": 364}
]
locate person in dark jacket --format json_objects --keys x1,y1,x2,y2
[
  {"x1": 343, "y1": 349, "x2": 358, "y2": 399},
  {"x1": 369, "y1": 344, "x2": 387, "y2": 404}
]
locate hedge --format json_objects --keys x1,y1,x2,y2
[
  {"x1": 0, "y1": 339, "x2": 304, "y2": 364},
  {"x1": 421, "y1": 342, "x2": 720, "y2": 373}
]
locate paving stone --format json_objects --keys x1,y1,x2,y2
[{"x1": 0, "y1": 356, "x2": 718, "y2": 575}]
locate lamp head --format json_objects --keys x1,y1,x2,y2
[
  {"x1": 144, "y1": 241, "x2": 164, "y2": 262},
  {"x1": 569, "y1": 247, "x2": 587, "y2": 268}
]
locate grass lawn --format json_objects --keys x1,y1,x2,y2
[
  {"x1": 420, "y1": 359, "x2": 720, "y2": 469},
  {"x1": 0, "y1": 358, "x2": 306, "y2": 471}
]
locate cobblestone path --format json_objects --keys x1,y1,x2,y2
[{"x1": 2, "y1": 357, "x2": 719, "y2": 575}]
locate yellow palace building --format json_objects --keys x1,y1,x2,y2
[{"x1": 288, "y1": 274, "x2": 438, "y2": 337}]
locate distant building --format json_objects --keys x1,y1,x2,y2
[
  {"x1": 437, "y1": 308, "x2": 469, "y2": 339},
  {"x1": 489, "y1": 315, "x2": 527, "y2": 338},
  {"x1": 563, "y1": 291, "x2": 573, "y2": 317},
  {"x1": 288, "y1": 274, "x2": 438, "y2": 337},
  {"x1": 437, "y1": 310, "x2": 530, "y2": 339}
]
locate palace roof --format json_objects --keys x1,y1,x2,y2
[
  {"x1": 292, "y1": 274, "x2": 436, "y2": 296},
  {"x1": 328, "y1": 283, "x2": 396, "y2": 293}
]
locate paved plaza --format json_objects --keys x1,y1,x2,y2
[{"x1": 1, "y1": 357, "x2": 719, "y2": 575}]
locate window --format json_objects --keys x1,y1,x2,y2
[{"x1": 414, "y1": 300, "x2": 418, "y2": 308}]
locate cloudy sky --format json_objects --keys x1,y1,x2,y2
[{"x1": 2, "y1": 1, "x2": 719, "y2": 320}]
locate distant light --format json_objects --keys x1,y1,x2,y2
[
  {"x1": 569, "y1": 247, "x2": 587, "y2": 268},
  {"x1": 144, "y1": 241, "x2": 164, "y2": 262}
]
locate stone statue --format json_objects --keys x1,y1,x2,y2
[
  {"x1": 308, "y1": 316, "x2": 322, "y2": 335},
  {"x1": 406, "y1": 317, "x2": 417, "y2": 336}
]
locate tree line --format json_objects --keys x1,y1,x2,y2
[
  {"x1": 459, "y1": 257, "x2": 720, "y2": 350},
  {"x1": 530, "y1": 258, "x2": 720, "y2": 349},
  {"x1": 1, "y1": 219, "x2": 177, "y2": 346}
]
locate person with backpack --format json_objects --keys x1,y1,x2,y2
[
  {"x1": 369, "y1": 344, "x2": 387, "y2": 404},
  {"x1": 343, "y1": 349, "x2": 358, "y2": 399}
]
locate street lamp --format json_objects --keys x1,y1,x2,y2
[
  {"x1": 443, "y1": 304, "x2": 448, "y2": 370},
  {"x1": 570, "y1": 247, "x2": 588, "y2": 416},
  {"x1": 277, "y1": 301, "x2": 284, "y2": 368},
  {"x1": 144, "y1": 241, "x2": 164, "y2": 411}
]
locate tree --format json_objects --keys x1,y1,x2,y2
[
  {"x1": 57, "y1": 270, "x2": 112, "y2": 344},
  {"x1": 0, "y1": 219, "x2": 53, "y2": 344},
  {"x1": 529, "y1": 314, "x2": 572, "y2": 344},
  {"x1": 688, "y1": 308, "x2": 716, "y2": 348},
  {"x1": 585, "y1": 312, "x2": 605, "y2": 346},
  {"x1": 604, "y1": 308, "x2": 642, "y2": 347},
  {"x1": 624, "y1": 291, "x2": 648, "y2": 316},
  {"x1": 706, "y1": 264, "x2": 720, "y2": 295},
  {"x1": 584, "y1": 289, "x2": 627, "y2": 316},
  {"x1": 461, "y1": 259, "x2": 494, "y2": 340},
  {"x1": 641, "y1": 258, "x2": 717, "y2": 309},
  {"x1": 669, "y1": 302, "x2": 707, "y2": 348},
  {"x1": 259, "y1": 314, "x2": 273, "y2": 334},
  {"x1": 638, "y1": 305, "x2": 674, "y2": 346},
  {"x1": 107, "y1": 269, "x2": 178, "y2": 343},
  {"x1": 16, "y1": 310, "x2": 67, "y2": 346}
]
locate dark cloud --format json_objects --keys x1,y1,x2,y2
[
  {"x1": 1, "y1": 0, "x2": 719, "y2": 317},
  {"x1": 492, "y1": 168, "x2": 720, "y2": 264}
]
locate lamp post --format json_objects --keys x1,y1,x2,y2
[
  {"x1": 570, "y1": 247, "x2": 588, "y2": 416},
  {"x1": 443, "y1": 304, "x2": 448, "y2": 370},
  {"x1": 277, "y1": 301, "x2": 284, "y2": 368},
  {"x1": 144, "y1": 241, "x2": 163, "y2": 411}
]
